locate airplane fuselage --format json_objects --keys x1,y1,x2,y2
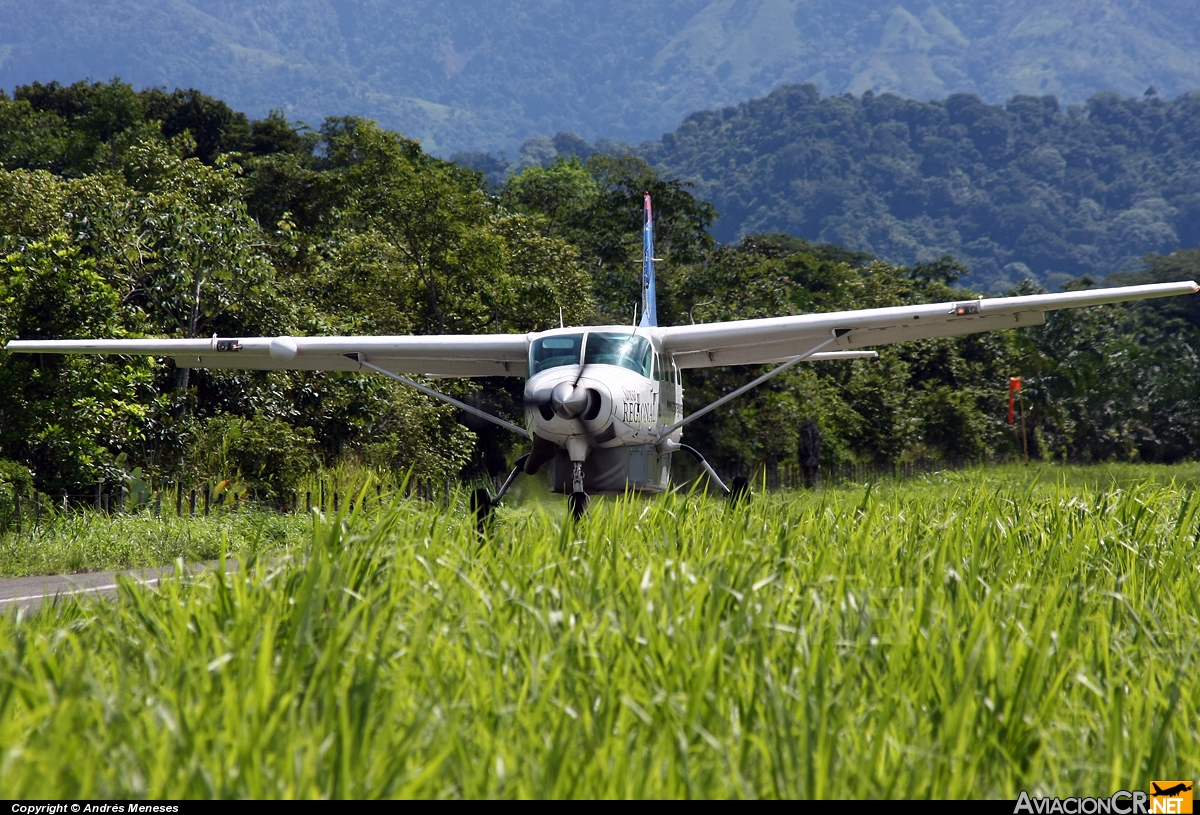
[{"x1": 522, "y1": 326, "x2": 682, "y2": 494}]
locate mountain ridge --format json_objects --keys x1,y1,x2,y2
[{"x1": 2, "y1": 0, "x2": 1198, "y2": 154}]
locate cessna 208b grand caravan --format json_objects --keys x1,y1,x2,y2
[{"x1": 6, "y1": 195, "x2": 1198, "y2": 519}]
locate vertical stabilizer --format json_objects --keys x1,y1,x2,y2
[{"x1": 639, "y1": 192, "x2": 658, "y2": 328}]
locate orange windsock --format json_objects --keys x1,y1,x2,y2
[{"x1": 1008, "y1": 377, "x2": 1021, "y2": 424}]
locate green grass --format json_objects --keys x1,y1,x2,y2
[
  {"x1": 0, "y1": 510, "x2": 310, "y2": 578},
  {"x1": 0, "y1": 466, "x2": 1198, "y2": 798}
]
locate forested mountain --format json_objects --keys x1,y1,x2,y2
[
  {"x1": 641, "y1": 85, "x2": 1200, "y2": 291},
  {"x1": 2, "y1": 0, "x2": 1198, "y2": 154},
  {"x1": 0, "y1": 83, "x2": 1197, "y2": 501}
]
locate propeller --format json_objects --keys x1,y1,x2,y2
[
  {"x1": 523, "y1": 364, "x2": 606, "y2": 475},
  {"x1": 525, "y1": 363, "x2": 602, "y2": 423}
]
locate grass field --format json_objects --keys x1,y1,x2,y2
[{"x1": 0, "y1": 465, "x2": 1197, "y2": 798}]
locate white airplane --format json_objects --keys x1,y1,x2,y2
[{"x1": 6, "y1": 194, "x2": 1198, "y2": 520}]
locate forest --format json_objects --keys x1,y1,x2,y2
[
  {"x1": 644, "y1": 84, "x2": 1200, "y2": 292},
  {"x1": 0, "y1": 80, "x2": 1197, "y2": 504}
]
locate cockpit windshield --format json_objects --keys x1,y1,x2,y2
[
  {"x1": 528, "y1": 334, "x2": 583, "y2": 375},
  {"x1": 584, "y1": 333, "x2": 652, "y2": 377}
]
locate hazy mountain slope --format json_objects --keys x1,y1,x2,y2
[
  {"x1": 652, "y1": 0, "x2": 1200, "y2": 124},
  {"x1": 643, "y1": 85, "x2": 1200, "y2": 291},
  {"x1": 1, "y1": 0, "x2": 1198, "y2": 154}
]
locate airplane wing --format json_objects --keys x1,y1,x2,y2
[
  {"x1": 7, "y1": 282, "x2": 1196, "y2": 375},
  {"x1": 656, "y1": 281, "x2": 1200, "y2": 368},
  {"x1": 3, "y1": 334, "x2": 531, "y2": 377}
]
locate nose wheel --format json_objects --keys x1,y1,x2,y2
[
  {"x1": 568, "y1": 490, "x2": 589, "y2": 520},
  {"x1": 568, "y1": 459, "x2": 589, "y2": 520}
]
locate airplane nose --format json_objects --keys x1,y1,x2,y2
[{"x1": 551, "y1": 381, "x2": 590, "y2": 419}]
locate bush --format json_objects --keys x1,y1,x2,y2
[
  {"x1": 0, "y1": 459, "x2": 33, "y2": 530},
  {"x1": 185, "y1": 414, "x2": 317, "y2": 500}
]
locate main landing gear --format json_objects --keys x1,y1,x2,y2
[
  {"x1": 471, "y1": 453, "x2": 529, "y2": 531},
  {"x1": 471, "y1": 442, "x2": 749, "y2": 530},
  {"x1": 679, "y1": 444, "x2": 751, "y2": 506}
]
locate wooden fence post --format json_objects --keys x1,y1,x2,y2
[{"x1": 189, "y1": 490, "x2": 196, "y2": 516}]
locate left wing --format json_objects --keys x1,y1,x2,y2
[
  {"x1": 655, "y1": 281, "x2": 1199, "y2": 368},
  {"x1": 4, "y1": 334, "x2": 531, "y2": 377}
]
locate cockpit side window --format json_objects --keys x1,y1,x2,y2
[
  {"x1": 529, "y1": 334, "x2": 583, "y2": 375},
  {"x1": 583, "y1": 333, "x2": 652, "y2": 377}
]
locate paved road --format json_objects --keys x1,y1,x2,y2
[{"x1": 0, "y1": 560, "x2": 241, "y2": 615}]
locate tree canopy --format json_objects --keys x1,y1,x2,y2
[
  {"x1": 0, "y1": 81, "x2": 1197, "y2": 498},
  {"x1": 643, "y1": 85, "x2": 1200, "y2": 293}
]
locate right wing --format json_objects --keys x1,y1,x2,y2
[
  {"x1": 656, "y1": 281, "x2": 1199, "y2": 368},
  {"x1": 3, "y1": 334, "x2": 531, "y2": 378}
]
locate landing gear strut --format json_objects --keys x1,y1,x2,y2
[
  {"x1": 566, "y1": 439, "x2": 589, "y2": 521},
  {"x1": 678, "y1": 444, "x2": 750, "y2": 506},
  {"x1": 471, "y1": 453, "x2": 529, "y2": 531},
  {"x1": 568, "y1": 460, "x2": 589, "y2": 521}
]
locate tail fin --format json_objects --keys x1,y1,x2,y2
[
  {"x1": 1153, "y1": 785, "x2": 1164, "y2": 795},
  {"x1": 639, "y1": 192, "x2": 657, "y2": 328}
]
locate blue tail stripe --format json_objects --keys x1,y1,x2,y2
[{"x1": 640, "y1": 192, "x2": 657, "y2": 328}]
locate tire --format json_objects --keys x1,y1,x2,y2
[
  {"x1": 470, "y1": 487, "x2": 492, "y2": 531},
  {"x1": 730, "y1": 476, "x2": 751, "y2": 506}
]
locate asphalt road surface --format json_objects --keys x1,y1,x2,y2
[{"x1": 0, "y1": 560, "x2": 241, "y2": 615}]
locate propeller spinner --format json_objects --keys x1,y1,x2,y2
[{"x1": 550, "y1": 380, "x2": 598, "y2": 420}]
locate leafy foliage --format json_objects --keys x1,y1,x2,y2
[
  {"x1": 183, "y1": 413, "x2": 318, "y2": 500},
  {"x1": 0, "y1": 84, "x2": 599, "y2": 493}
]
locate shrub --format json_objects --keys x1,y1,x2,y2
[
  {"x1": 0, "y1": 458, "x2": 33, "y2": 530},
  {"x1": 185, "y1": 414, "x2": 317, "y2": 500}
]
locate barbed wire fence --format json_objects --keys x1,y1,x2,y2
[
  {"x1": 0, "y1": 476, "x2": 467, "y2": 535},
  {"x1": 0, "y1": 455, "x2": 1008, "y2": 535}
]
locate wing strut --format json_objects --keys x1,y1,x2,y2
[
  {"x1": 656, "y1": 335, "x2": 838, "y2": 442},
  {"x1": 358, "y1": 357, "x2": 530, "y2": 439}
]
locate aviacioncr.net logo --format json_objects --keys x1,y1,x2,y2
[{"x1": 1014, "y1": 790, "x2": 1148, "y2": 814}]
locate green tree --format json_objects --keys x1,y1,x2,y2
[{"x1": 0, "y1": 232, "x2": 156, "y2": 493}]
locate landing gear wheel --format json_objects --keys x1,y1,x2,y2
[
  {"x1": 729, "y1": 476, "x2": 751, "y2": 507},
  {"x1": 470, "y1": 487, "x2": 493, "y2": 531},
  {"x1": 568, "y1": 491, "x2": 589, "y2": 521}
]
